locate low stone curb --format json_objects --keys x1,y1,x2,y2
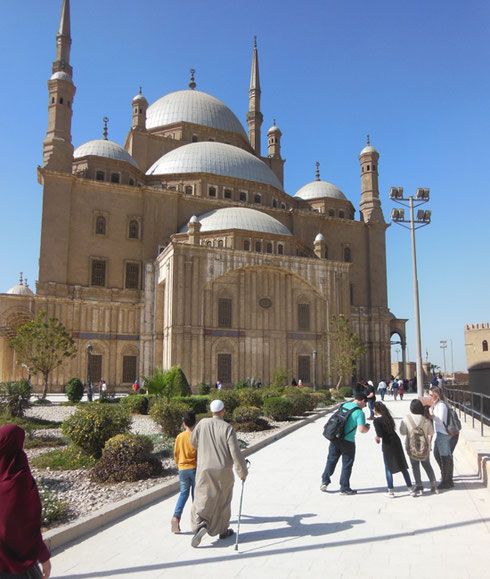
[{"x1": 45, "y1": 404, "x2": 339, "y2": 551}]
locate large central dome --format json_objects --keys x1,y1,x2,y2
[
  {"x1": 146, "y1": 90, "x2": 248, "y2": 138},
  {"x1": 146, "y1": 142, "x2": 284, "y2": 190}
]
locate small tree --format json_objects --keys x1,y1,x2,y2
[
  {"x1": 9, "y1": 311, "x2": 77, "y2": 399},
  {"x1": 143, "y1": 366, "x2": 190, "y2": 402},
  {"x1": 324, "y1": 314, "x2": 366, "y2": 389}
]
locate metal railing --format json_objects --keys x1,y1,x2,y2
[{"x1": 444, "y1": 387, "x2": 490, "y2": 437}]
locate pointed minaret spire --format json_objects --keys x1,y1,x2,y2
[
  {"x1": 366, "y1": 134, "x2": 370, "y2": 146},
  {"x1": 19, "y1": 272, "x2": 23, "y2": 285},
  {"x1": 316, "y1": 161, "x2": 320, "y2": 181},
  {"x1": 103, "y1": 116, "x2": 109, "y2": 140},
  {"x1": 247, "y1": 36, "x2": 263, "y2": 155},
  {"x1": 189, "y1": 68, "x2": 196, "y2": 90},
  {"x1": 43, "y1": 0, "x2": 76, "y2": 171}
]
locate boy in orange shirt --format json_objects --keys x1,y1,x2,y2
[{"x1": 171, "y1": 411, "x2": 197, "y2": 533}]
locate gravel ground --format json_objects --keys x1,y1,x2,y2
[{"x1": 24, "y1": 405, "x2": 300, "y2": 530}]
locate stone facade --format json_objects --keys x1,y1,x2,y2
[{"x1": 0, "y1": 0, "x2": 405, "y2": 391}]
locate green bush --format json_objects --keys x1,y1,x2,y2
[
  {"x1": 31, "y1": 445, "x2": 96, "y2": 470},
  {"x1": 65, "y1": 378, "x2": 84, "y2": 403},
  {"x1": 260, "y1": 387, "x2": 284, "y2": 400},
  {"x1": 90, "y1": 433, "x2": 163, "y2": 483},
  {"x1": 38, "y1": 483, "x2": 68, "y2": 526},
  {"x1": 173, "y1": 395, "x2": 209, "y2": 415},
  {"x1": 232, "y1": 418, "x2": 270, "y2": 432},
  {"x1": 339, "y1": 386, "x2": 353, "y2": 398},
  {"x1": 283, "y1": 387, "x2": 309, "y2": 415},
  {"x1": 263, "y1": 397, "x2": 294, "y2": 421},
  {"x1": 0, "y1": 380, "x2": 32, "y2": 417},
  {"x1": 233, "y1": 380, "x2": 249, "y2": 390},
  {"x1": 119, "y1": 394, "x2": 149, "y2": 415},
  {"x1": 271, "y1": 368, "x2": 289, "y2": 389},
  {"x1": 311, "y1": 391, "x2": 327, "y2": 404},
  {"x1": 330, "y1": 388, "x2": 340, "y2": 399},
  {"x1": 209, "y1": 389, "x2": 240, "y2": 420},
  {"x1": 198, "y1": 382, "x2": 211, "y2": 395},
  {"x1": 232, "y1": 405, "x2": 262, "y2": 423},
  {"x1": 150, "y1": 399, "x2": 189, "y2": 437},
  {"x1": 196, "y1": 412, "x2": 212, "y2": 423},
  {"x1": 318, "y1": 389, "x2": 332, "y2": 401},
  {"x1": 61, "y1": 403, "x2": 131, "y2": 457},
  {"x1": 237, "y1": 388, "x2": 262, "y2": 408}
]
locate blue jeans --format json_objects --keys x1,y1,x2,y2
[
  {"x1": 174, "y1": 468, "x2": 196, "y2": 519},
  {"x1": 434, "y1": 432, "x2": 452, "y2": 458},
  {"x1": 322, "y1": 439, "x2": 356, "y2": 491},
  {"x1": 384, "y1": 457, "x2": 412, "y2": 489},
  {"x1": 379, "y1": 389, "x2": 386, "y2": 401},
  {"x1": 368, "y1": 399, "x2": 374, "y2": 417}
]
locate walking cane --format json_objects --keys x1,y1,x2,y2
[{"x1": 235, "y1": 459, "x2": 250, "y2": 551}]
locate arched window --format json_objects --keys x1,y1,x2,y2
[
  {"x1": 272, "y1": 199, "x2": 278, "y2": 208},
  {"x1": 483, "y1": 340, "x2": 489, "y2": 352},
  {"x1": 324, "y1": 246, "x2": 328, "y2": 259},
  {"x1": 129, "y1": 178, "x2": 135, "y2": 186},
  {"x1": 298, "y1": 303, "x2": 310, "y2": 331},
  {"x1": 339, "y1": 210, "x2": 344, "y2": 218},
  {"x1": 243, "y1": 240, "x2": 250, "y2": 251},
  {"x1": 329, "y1": 209, "x2": 334, "y2": 217},
  {"x1": 208, "y1": 186, "x2": 217, "y2": 197},
  {"x1": 128, "y1": 220, "x2": 139, "y2": 240},
  {"x1": 111, "y1": 173, "x2": 120, "y2": 184},
  {"x1": 344, "y1": 247, "x2": 352, "y2": 263},
  {"x1": 277, "y1": 244, "x2": 284, "y2": 255},
  {"x1": 266, "y1": 242, "x2": 273, "y2": 254},
  {"x1": 224, "y1": 188, "x2": 232, "y2": 199},
  {"x1": 255, "y1": 241, "x2": 262, "y2": 252},
  {"x1": 218, "y1": 240, "x2": 224, "y2": 248},
  {"x1": 254, "y1": 194, "x2": 261, "y2": 204},
  {"x1": 185, "y1": 185, "x2": 193, "y2": 195},
  {"x1": 95, "y1": 216, "x2": 106, "y2": 235}
]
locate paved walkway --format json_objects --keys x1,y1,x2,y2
[{"x1": 51, "y1": 395, "x2": 489, "y2": 578}]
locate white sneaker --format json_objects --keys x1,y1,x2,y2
[{"x1": 385, "y1": 490, "x2": 395, "y2": 498}]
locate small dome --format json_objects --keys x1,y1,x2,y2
[
  {"x1": 314, "y1": 233, "x2": 325, "y2": 242},
  {"x1": 6, "y1": 283, "x2": 34, "y2": 296},
  {"x1": 147, "y1": 142, "x2": 284, "y2": 190},
  {"x1": 50, "y1": 71, "x2": 73, "y2": 83},
  {"x1": 294, "y1": 180, "x2": 347, "y2": 201},
  {"x1": 267, "y1": 124, "x2": 281, "y2": 135},
  {"x1": 132, "y1": 93, "x2": 148, "y2": 104},
  {"x1": 146, "y1": 90, "x2": 247, "y2": 138},
  {"x1": 360, "y1": 145, "x2": 377, "y2": 155},
  {"x1": 74, "y1": 139, "x2": 140, "y2": 169},
  {"x1": 189, "y1": 215, "x2": 198, "y2": 223},
  {"x1": 179, "y1": 207, "x2": 292, "y2": 236}
]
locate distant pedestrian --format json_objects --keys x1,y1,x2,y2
[
  {"x1": 87, "y1": 382, "x2": 93, "y2": 402},
  {"x1": 366, "y1": 380, "x2": 376, "y2": 419},
  {"x1": 398, "y1": 380, "x2": 405, "y2": 400},
  {"x1": 429, "y1": 386, "x2": 457, "y2": 490},
  {"x1": 297, "y1": 379, "x2": 303, "y2": 388},
  {"x1": 216, "y1": 380, "x2": 222, "y2": 391},
  {"x1": 377, "y1": 379, "x2": 387, "y2": 401},
  {"x1": 392, "y1": 379, "x2": 399, "y2": 400},
  {"x1": 171, "y1": 411, "x2": 197, "y2": 534},
  {"x1": 373, "y1": 402, "x2": 416, "y2": 498}
]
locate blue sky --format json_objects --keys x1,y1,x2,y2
[{"x1": 0, "y1": 0, "x2": 488, "y2": 373}]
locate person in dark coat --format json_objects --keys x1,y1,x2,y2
[
  {"x1": 0, "y1": 424, "x2": 51, "y2": 578},
  {"x1": 373, "y1": 402, "x2": 416, "y2": 498}
]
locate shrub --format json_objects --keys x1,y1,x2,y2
[
  {"x1": 198, "y1": 382, "x2": 211, "y2": 395},
  {"x1": 38, "y1": 483, "x2": 68, "y2": 526},
  {"x1": 302, "y1": 393, "x2": 318, "y2": 412},
  {"x1": 236, "y1": 388, "x2": 262, "y2": 408},
  {"x1": 61, "y1": 403, "x2": 131, "y2": 457},
  {"x1": 260, "y1": 387, "x2": 283, "y2": 400},
  {"x1": 144, "y1": 366, "x2": 191, "y2": 401},
  {"x1": 262, "y1": 397, "x2": 294, "y2": 421},
  {"x1": 31, "y1": 446, "x2": 96, "y2": 470},
  {"x1": 0, "y1": 380, "x2": 32, "y2": 417},
  {"x1": 318, "y1": 389, "x2": 332, "y2": 401},
  {"x1": 209, "y1": 389, "x2": 240, "y2": 420},
  {"x1": 232, "y1": 405, "x2": 261, "y2": 423},
  {"x1": 65, "y1": 378, "x2": 84, "y2": 403},
  {"x1": 232, "y1": 418, "x2": 270, "y2": 432},
  {"x1": 150, "y1": 399, "x2": 189, "y2": 437},
  {"x1": 233, "y1": 380, "x2": 248, "y2": 390},
  {"x1": 339, "y1": 386, "x2": 353, "y2": 398},
  {"x1": 330, "y1": 388, "x2": 340, "y2": 399},
  {"x1": 312, "y1": 391, "x2": 327, "y2": 404},
  {"x1": 119, "y1": 394, "x2": 149, "y2": 415},
  {"x1": 173, "y1": 367, "x2": 192, "y2": 396},
  {"x1": 173, "y1": 395, "x2": 209, "y2": 415},
  {"x1": 283, "y1": 387, "x2": 309, "y2": 415},
  {"x1": 196, "y1": 412, "x2": 212, "y2": 423},
  {"x1": 91, "y1": 434, "x2": 162, "y2": 483},
  {"x1": 271, "y1": 368, "x2": 289, "y2": 389}
]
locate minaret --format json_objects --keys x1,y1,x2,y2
[
  {"x1": 43, "y1": 0, "x2": 76, "y2": 172},
  {"x1": 267, "y1": 119, "x2": 282, "y2": 158},
  {"x1": 246, "y1": 37, "x2": 263, "y2": 156},
  {"x1": 359, "y1": 135, "x2": 384, "y2": 223},
  {"x1": 132, "y1": 87, "x2": 148, "y2": 130}
]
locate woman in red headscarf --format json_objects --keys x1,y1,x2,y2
[{"x1": 0, "y1": 424, "x2": 51, "y2": 578}]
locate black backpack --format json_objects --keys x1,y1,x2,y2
[
  {"x1": 323, "y1": 404, "x2": 362, "y2": 441},
  {"x1": 444, "y1": 406, "x2": 462, "y2": 437}
]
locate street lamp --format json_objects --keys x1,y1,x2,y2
[
  {"x1": 312, "y1": 350, "x2": 317, "y2": 392},
  {"x1": 390, "y1": 186, "x2": 431, "y2": 397},
  {"x1": 87, "y1": 344, "x2": 93, "y2": 401},
  {"x1": 440, "y1": 340, "x2": 447, "y2": 374}
]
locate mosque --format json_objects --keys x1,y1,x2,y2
[{"x1": 0, "y1": 0, "x2": 406, "y2": 391}]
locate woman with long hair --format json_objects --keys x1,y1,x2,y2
[
  {"x1": 0, "y1": 424, "x2": 51, "y2": 578},
  {"x1": 373, "y1": 401, "x2": 416, "y2": 498},
  {"x1": 429, "y1": 386, "x2": 455, "y2": 490}
]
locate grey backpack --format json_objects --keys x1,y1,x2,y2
[{"x1": 406, "y1": 416, "x2": 430, "y2": 461}]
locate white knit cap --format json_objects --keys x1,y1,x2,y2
[{"x1": 210, "y1": 399, "x2": 224, "y2": 413}]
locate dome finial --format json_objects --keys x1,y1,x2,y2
[
  {"x1": 189, "y1": 68, "x2": 196, "y2": 90},
  {"x1": 19, "y1": 272, "x2": 23, "y2": 285},
  {"x1": 254, "y1": 35, "x2": 257, "y2": 49},
  {"x1": 315, "y1": 161, "x2": 320, "y2": 181},
  {"x1": 103, "y1": 116, "x2": 109, "y2": 140},
  {"x1": 24, "y1": 278, "x2": 28, "y2": 288},
  {"x1": 273, "y1": 118, "x2": 276, "y2": 126},
  {"x1": 139, "y1": 86, "x2": 142, "y2": 95},
  {"x1": 366, "y1": 133, "x2": 370, "y2": 145}
]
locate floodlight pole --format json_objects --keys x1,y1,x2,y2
[{"x1": 409, "y1": 196, "x2": 424, "y2": 398}]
